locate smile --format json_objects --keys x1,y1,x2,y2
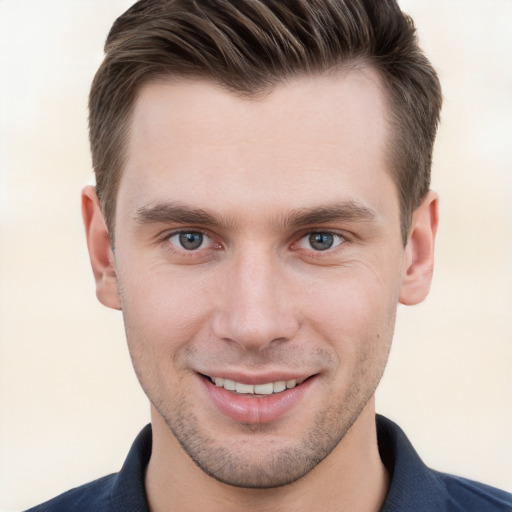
[
  {"x1": 208, "y1": 376, "x2": 306, "y2": 395},
  {"x1": 201, "y1": 373, "x2": 316, "y2": 423}
]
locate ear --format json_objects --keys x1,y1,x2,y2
[
  {"x1": 399, "y1": 191, "x2": 439, "y2": 306},
  {"x1": 82, "y1": 185, "x2": 121, "y2": 310}
]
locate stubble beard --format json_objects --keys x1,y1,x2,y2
[
  {"x1": 150, "y1": 368, "x2": 384, "y2": 489},
  {"x1": 121, "y1": 285, "x2": 396, "y2": 489}
]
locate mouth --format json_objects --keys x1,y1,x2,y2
[
  {"x1": 199, "y1": 373, "x2": 316, "y2": 423},
  {"x1": 202, "y1": 374, "x2": 309, "y2": 395}
]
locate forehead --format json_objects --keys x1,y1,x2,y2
[{"x1": 118, "y1": 68, "x2": 397, "y2": 225}]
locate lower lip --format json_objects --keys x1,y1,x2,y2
[{"x1": 201, "y1": 376, "x2": 314, "y2": 424}]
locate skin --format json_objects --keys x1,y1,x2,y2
[{"x1": 83, "y1": 67, "x2": 438, "y2": 512}]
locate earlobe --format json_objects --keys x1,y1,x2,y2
[
  {"x1": 82, "y1": 185, "x2": 121, "y2": 310},
  {"x1": 399, "y1": 191, "x2": 439, "y2": 306}
]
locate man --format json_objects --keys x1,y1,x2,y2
[{"x1": 25, "y1": 0, "x2": 511, "y2": 511}]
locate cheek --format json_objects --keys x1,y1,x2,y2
[
  {"x1": 302, "y1": 262, "x2": 401, "y2": 358},
  {"x1": 117, "y1": 263, "x2": 215, "y2": 367},
  {"x1": 121, "y1": 262, "x2": 209, "y2": 322}
]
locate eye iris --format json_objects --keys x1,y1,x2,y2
[
  {"x1": 309, "y1": 233, "x2": 334, "y2": 251},
  {"x1": 179, "y1": 232, "x2": 203, "y2": 250}
]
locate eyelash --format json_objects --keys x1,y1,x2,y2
[
  {"x1": 161, "y1": 229, "x2": 218, "y2": 257},
  {"x1": 161, "y1": 229, "x2": 349, "y2": 258},
  {"x1": 294, "y1": 231, "x2": 346, "y2": 252}
]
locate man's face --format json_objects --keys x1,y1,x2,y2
[{"x1": 112, "y1": 69, "x2": 408, "y2": 487}]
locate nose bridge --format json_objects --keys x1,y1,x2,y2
[{"x1": 213, "y1": 244, "x2": 299, "y2": 349}]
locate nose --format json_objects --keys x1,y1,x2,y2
[{"x1": 212, "y1": 248, "x2": 300, "y2": 351}]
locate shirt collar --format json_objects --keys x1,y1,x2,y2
[
  {"x1": 109, "y1": 416, "x2": 448, "y2": 511},
  {"x1": 377, "y1": 414, "x2": 449, "y2": 511},
  {"x1": 110, "y1": 424, "x2": 152, "y2": 512}
]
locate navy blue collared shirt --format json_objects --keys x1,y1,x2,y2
[{"x1": 25, "y1": 416, "x2": 512, "y2": 511}]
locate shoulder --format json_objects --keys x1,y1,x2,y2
[
  {"x1": 434, "y1": 471, "x2": 512, "y2": 512},
  {"x1": 376, "y1": 415, "x2": 511, "y2": 512},
  {"x1": 23, "y1": 473, "x2": 116, "y2": 512},
  {"x1": 24, "y1": 424, "x2": 152, "y2": 512}
]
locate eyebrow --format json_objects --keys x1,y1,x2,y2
[
  {"x1": 134, "y1": 200, "x2": 379, "y2": 230},
  {"x1": 283, "y1": 202, "x2": 378, "y2": 228},
  {"x1": 135, "y1": 202, "x2": 237, "y2": 229}
]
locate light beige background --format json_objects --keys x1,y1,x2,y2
[{"x1": 0, "y1": 1, "x2": 510, "y2": 510}]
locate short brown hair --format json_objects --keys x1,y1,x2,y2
[{"x1": 89, "y1": 0, "x2": 442, "y2": 244}]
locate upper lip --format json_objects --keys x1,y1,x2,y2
[{"x1": 197, "y1": 370, "x2": 315, "y2": 385}]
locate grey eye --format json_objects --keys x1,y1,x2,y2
[
  {"x1": 168, "y1": 231, "x2": 207, "y2": 250},
  {"x1": 296, "y1": 232, "x2": 345, "y2": 252},
  {"x1": 308, "y1": 233, "x2": 335, "y2": 251},
  {"x1": 179, "y1": 232, "x2": 203, "y2": 250}
]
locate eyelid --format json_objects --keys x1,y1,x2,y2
[
  {"x1": 293, "y1": 229, "x2": 347, "y2": 252},
  {"x1": 160, "y1": 228, "x2": 218, "y2": 252},
  {"x1": 169, "y1": 231, "x2": 208, "y2": 250},
  {"x1": 157, "y1": 227, "x2": 350, "y2": 254}
]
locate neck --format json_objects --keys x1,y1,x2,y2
[{"x1": 145, "y1": 399, "x2": 389, "y2": 512}]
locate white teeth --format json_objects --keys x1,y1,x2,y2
[
  {"x1": 211, "y1": 376, "x2": 301, "y2": 395},
  {"x1": 273, "y1": 381, "x2": 286, "y2": 393},
  {"x1": 223, "y1": 379, "x2": 236, "y2": 391},
  {"x1": 254, "y1": 383, "x2": 273, "y2": 395},
  {"x1": 235, "y1": 382, "x2": 254, "y2": 394}
]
